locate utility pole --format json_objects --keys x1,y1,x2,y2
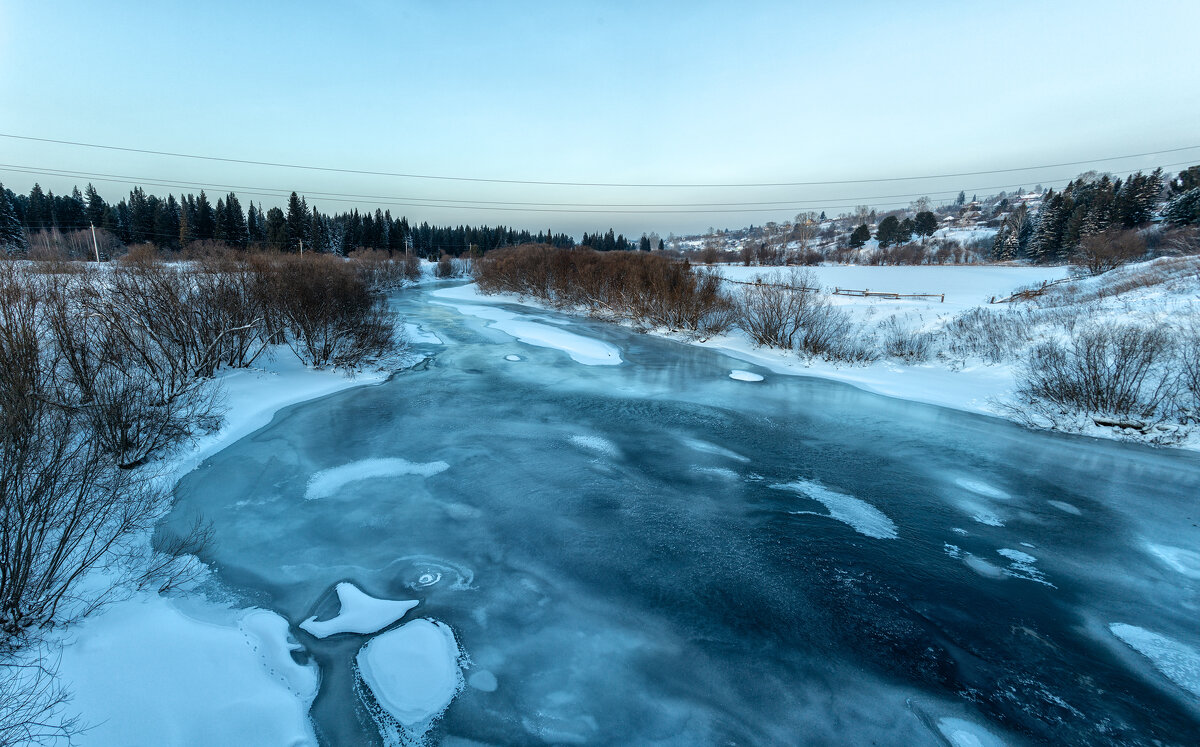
[
  {"x1": 299, "y1": 237, "x2": 304, "y2": 256},
  {"x1": 89, "y1": 222, "x2": 100, "y2": 263}
]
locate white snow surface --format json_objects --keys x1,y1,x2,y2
[
  {"x1": 729, "y1": 369, "x2": 765, "y2": 381},
  {"x1": 431, "y1": 286, "x2": 621, "y2": 365},
  {"x1": 299, "y1": 582, "x2": 419, "y2": 638},
  {"x1": 1109, "y1": 623, "x2": 1200, "y2": 699},
  {"x1": 772, "y1": 478, "x2": 899, "y2": 539},
  {"x1": 357, "y1": 619, "x2": 464, "y2": 732},
  {"x1": 305, "y1": 457, "x2": 450, "y2": 500},
  {"x1": 56, "y1": 595, "x2": 319, "y2": 746}
]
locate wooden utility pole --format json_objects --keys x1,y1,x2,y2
[{"x1": 89, "y1": 222, "x2": 100, "y2": 263}]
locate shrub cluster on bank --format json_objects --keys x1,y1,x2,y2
[
  {"x1": 1, "y1": 249, "x2": 403, "y2": 734},
  {"x1": 476, "y1": 244, "x2": 736, "y2": 336}
]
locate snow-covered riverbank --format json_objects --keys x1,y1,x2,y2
[
  {"x1": 51, "y1": 354, "x2": 397, "y2": 746},
  {"x1": 436, "y1": 259, "x2": 1200, "y2": 452}
]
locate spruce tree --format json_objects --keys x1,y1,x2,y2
[
  {"x1": 84, "y1": 183, "x2": 106, "y2": 226},
  {"x1": 849, "y1": 223, "x2": 870, "y2": 248},
  {"x1": 285, "y1": 192, "x2": 307, "y2": 251},
  {"x1": 195, "y1": 191, "x2": 216, "y2": 240},
  {"x1": 0, "y1": 183, "x2": 29, "y2": 255}
]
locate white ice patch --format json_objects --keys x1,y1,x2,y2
[
  {"x1": 1109, "y1": 623, "x2": 1200, "y2": 699},
  {"x1": 998, "y1": 548, "x2": 1054, "y2": 587},
  {"x1": 438, "y1": 302, "x2": 621, "y2": 365},
  {"x1": 402, "y1": 321, "x2": 442, "y2": 345},
  {"x1": 570, "y1": 435, "x2": 619, "y2": 457},
  {"x1": 961, "y1": 502, "x2": 1004, "y2": 527},
  {"x1": 300, "y1": 582, "x2": 419, "y2": 638},
  {"x1": 1145, "y1": 543, "x2": 1200, "y2": 579},
  {"x1": 963, "y1": 554, "x2": 1004, "y2": 579},
  {"x1": 729, "y1": 369, "x2": 764, "y2": 382},
  {"x1": 305, "y1": 458, "x2": 449, "y2": 500},
  {"x1": 681, "y1": 438, "x2": 750, "y2": 463},
  {"x1": 1047, "y1": 500, "x2": 1081, "y2": 516},
  {"x1": 504, "y1": 354, "x2": 522, "y2": 361},
  {"x1": 935, "y1": 717, "x2": 1007, "y2": 747},
  {"x1": 954, "y1": 478, "x2": 1011, "y2": 500},
  {"x1": 694, "y1": 466, "x2": 740, "y2": 480},
  {"x1": 357, "y1": 619, "x2": 464, "y2": 740},
  {"x1": 773, "y1": 478, "x2": 898, "y2": 540}
]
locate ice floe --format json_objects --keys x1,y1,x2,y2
[
  {"x1": 570, "y1": 434, "x2": 619, "y2": 456},
  {"x1": 1109, "y1": 623, "x2": 1200, "y2": 699},
  {"x1": 954, "y1": 478, "x2": 1011, "y2": 500},
  {"x1": 357, "y1": 619, "x2": 464, "y2": 741},
  {"x1": 935, "y1": 717, "x2": 1007, "y2": 747},
  {"x1": 403, "y1": 321, "x2": 443, "y2": 345},
  {"x1": 435, "y1": 301, "x2": 622, "y2": 365},
  {"x1": 1145, "y1": 543, "x2": 1200, "y2": 579},
  {"x1": 299, "y1": 582, "x2": 419, "y2": 638},
  {"x1": 1047, "y1": 500, "x2": 1081, "y2": 516},
  {"x1": 772, "y1": 478, "x2": 898, "y2": 539},
  {"x1": 504, "y1": 354, "x2": 522, "y2": 361},
  {"x1": 305, "y1": 457, "x2": 450, "y2": 500},
  {"x1": 729, "y1": 369, "x2": 764, "y2": 382},
  {"x1": 681, "y1": 437, "x2": 750, "y2": 463},
  {"x1": 997, "y1": 548, "x2": 1054, "y2": 587}
]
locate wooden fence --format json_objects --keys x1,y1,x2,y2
[{"x1": 833, "y1": 288, "x2": 945, "y2": 302}]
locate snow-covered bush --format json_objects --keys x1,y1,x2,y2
[
  {"x1": 1017, "y1": 324, "x2": 1176, "y2": 422},
  {"x1": 879, "y1": 316, "x2": 937, "y2": 362},
  {"x1": 941, "y1": 307, "x2": 1031, "y2": 364}
]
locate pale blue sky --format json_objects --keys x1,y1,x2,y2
[{"x1": 1, "y1": 0, "x2": 1198, "y2": 236}]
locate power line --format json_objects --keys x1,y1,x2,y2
[
  {"x1": 2, "y1": 131, "x2": 1197, "y2": 188},
  {"x1": 2, "y1": 160, "x2": 1194, "y2": 217},
  {"x1": 3, "y1": 161, "x2": 1183, "y2": 208}
]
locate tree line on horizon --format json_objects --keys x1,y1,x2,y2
[{"x1": 0, "y1": 181, "x2": 663, "y2": 258}]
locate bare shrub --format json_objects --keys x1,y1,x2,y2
[
  {"x1": 0, "y1": 651, "x2": 77, "y2": 745},
  {"x1": 737, "y1": 272, "x2": 812, "y2": 348},
  {"x1": 1180, "y1": 320, "x2": 1200, "y2": 419},
  {"x1": 735, "y1": 270, "x2": 870, "y2": 361},
  {"x1": 879, "y1": 316, "x2": 937, "y2": 362},
  {"x1": 1071, "y1": 229, "x2": 1147, "y2": 276},
  {"x1": 475, "y1": 245, "x2": 735, "y2": 336},
  {"x1": 256, "y1": 254, "x2": 396, "y2": 369},
  {"x1": 349, "y1": 249, "x2": 411, "y2": 290},
  {"x1": 942, "y1": 307, "x2": 1030, "y2": 364},
  {"x1": 436, "y1": 254, "x2": 457, "y2": 278},
  {"x1": 1018, "y1": 324, "x2": 1176, "y2": 420},
  {"x1": 0, "y1": 265, "x2": 168, "y2": 632}
]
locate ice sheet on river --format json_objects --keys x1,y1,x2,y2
[
  {"x1": 300, "y1": 582, "x2": 419, "y2": 638},
  {"x1": 305, "y1": 458, "x2": 450, "y2": 500},
  {"x1": 357, "y1": 619, "x2": 464, "y2": 742},
  {"x1": 772, "y1": 478, "x2": 899, "y2": 539},
  {"x1": 1109, "y1": 623, "x2": 1200, "y2": 699},
  {"x1": 431, "y1": 297, "x2": 622, "y2": 365}
]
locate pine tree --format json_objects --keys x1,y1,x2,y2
[
  {"x1": 0, "y1": 183, "x2": 29, "y2": 255},
  {"x1": 849, "y1": 223, "x2": 870, "y2": 248},
  {"x1": 26, "y1": 184, "x2": 50, "y2": 231},
  {"x1": 195, "y1": 191, "x2": 215, "y2": 240},
  {"x1": 84, "y1": 183, "x2": 106, "y2": 226},
  {"x1": 155, "y1": 194, "x2": 181, "y2": 249},
  {"x1": 875, "y1": 215, "x2": 899, "y2": 247},
  {"x1": 913, "y1": 211, "x2": 938, "y2": 241},
  {"x1": 956, "y1": 191, "x2": 966, "y2": 206},
  {"x1": 285, "y1": 192, "x2": 307, "y2": 251}
]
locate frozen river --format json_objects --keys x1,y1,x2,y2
[{"x1": 164, "y1": 282, "x2": 1200, "y2": 746}]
